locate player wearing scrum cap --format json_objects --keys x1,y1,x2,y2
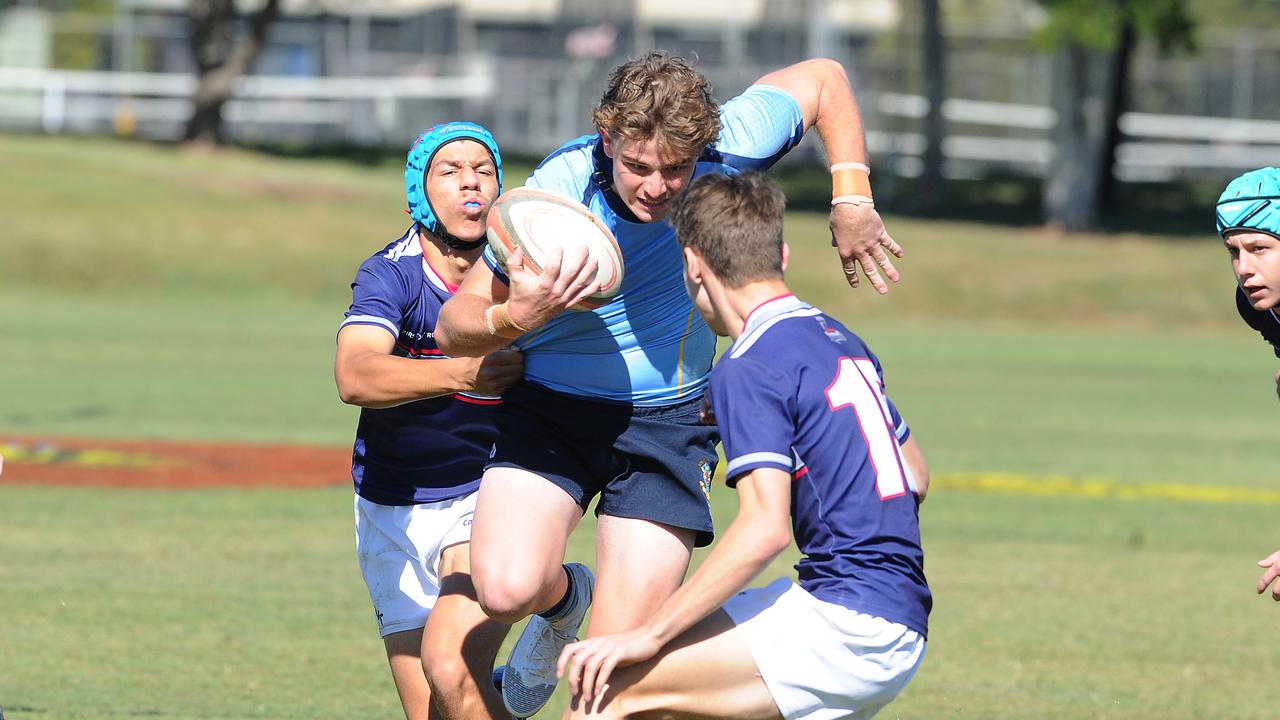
[
  {"x1": 1218, "y1": 168, "x2": 1280, "y2": 602},
  {"x1": 435, "y1": 52, "x2": 902, "y2": 718},
  {"x1": 335, "y1": 122, "x2": 572, "y2": 720},
  {"x1": 1217, "y1": 167, "x2": 1280, "y2": 387}
]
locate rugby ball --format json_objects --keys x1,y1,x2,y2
[{"x1": 486, "y1": 187, "x2": 624, "y2": 310}]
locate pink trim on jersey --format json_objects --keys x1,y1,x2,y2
[
  {"x1": 454, "y1": 395, "x2": 503, "y2": 406},
  {"x1": 418, "y1": 233, "x2": 461, "y2": 293},
  {"x1": 396, "y1": 343, "x2": 446, "y2": 357},
  {"x1": 741, "y1": 293, "x2": 797, "y2": 330}
]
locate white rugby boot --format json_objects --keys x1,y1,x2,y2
[{"x1": 501, "y1": 562, "x2": 595, "y2": 718}]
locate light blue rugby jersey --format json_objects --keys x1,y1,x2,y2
[{"x1": 483, "y1": 83, "x2": 805, "y2": 405}]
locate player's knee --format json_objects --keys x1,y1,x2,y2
[
  {"x1": 473, "y1": 573, "x2": 542, "y2": 623},
  {"x1": 422, "y1": 649, "x2": 471, "y2": 707}
]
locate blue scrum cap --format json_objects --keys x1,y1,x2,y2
[
  {"x1": 1217, "y1": 167, "x2": 1280, "y2": 239},
  {"x1": 405, "y1": 122, "x2": 503, "y2": 236}
]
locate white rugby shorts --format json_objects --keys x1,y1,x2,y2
[
  {"x1": 354, "y1": 492, "x2": 478, "y2": 638},
  {"x1": 723, "y1": 578, "x2": 926, "y2": 720}
]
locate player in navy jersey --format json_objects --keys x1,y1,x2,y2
[
  {"x1": 436, "y1": 52, "x2": 903, "y2": 717},
  {"x1": 335, "y1": 123, "x2": 590, "y2": 720},
  {"x1": 1216, "y1": 168, "x2": 1280, "y2": 600},
  {"x1": 556, "y1": 172, "x2": 930, "y2": 720}
]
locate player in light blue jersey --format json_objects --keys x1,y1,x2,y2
[
  {"x1": 557, "y1": 172, "x2": 930, "y2": 720},
  {"x1": 435, "y1": 52, "x2": 904, "y2": 718},
  {"x1": 336, "y1": 123, "x2": 582, "y2": 720}
]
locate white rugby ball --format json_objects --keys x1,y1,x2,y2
[{"x1": 486, "y1": 187, "x2": 624, "y2": 310}]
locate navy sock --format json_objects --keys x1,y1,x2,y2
[{"x1": 537, "y1": 566, "x2": 575, "y2": 621}]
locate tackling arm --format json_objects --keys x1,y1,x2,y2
[
  {"x1": 755, "y1": 58, "x2": 903, "y2": 294},
  {"x1": 334, "y1": 324, "x2": 522, "y2": 408}
]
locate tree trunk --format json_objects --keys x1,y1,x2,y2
[
  {"x1": 1098, "y1": 18, "x2": 1135, "y2": 213},
  {"x1": 914, "y1": 0, "x2": 946, "y2": 216},
  {"x1": 183, "y1": 0, "x2": 282, "y2": 146},
  {"x1": 1044, "y1": 42, "x2": 1114, "y2": 232}
]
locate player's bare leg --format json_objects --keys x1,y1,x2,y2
[
  {"x1": 587, "y1": 515, "x2": 695, "y2": 635},
  {"x1": 471, "y1": 466, "x2": 595, "y2": 716},
  {"x1": 563, "y1": 609, "x2": 780, "y2": 720},
  {"x1": 469, "y1": 466, "x2": 584, "y2": 623},
  {"x1": 421, "y1": 542, "x2": 512, "y2": 720},
  {"x1": 384, "y1": 627, "x2": 434, "y2": 720}
]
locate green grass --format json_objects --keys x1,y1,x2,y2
[{"x1": 2, "y1": 133, "x2": 1279, "y2": 719}]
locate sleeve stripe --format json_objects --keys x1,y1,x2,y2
[
  {"x1": 895, "y1": 418, "x2": 909, "y2": 440},
  {"x1": 341, "y1": 315, "x2": 398, "y2": 336},
  {"x1": 726, "y1": 451, "x2": 793, "y2": 477}
]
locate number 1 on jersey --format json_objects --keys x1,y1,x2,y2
[{"x1": 824, "y1": 357, "x2": 909, "y2": 500}]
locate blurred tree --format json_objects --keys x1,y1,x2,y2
[
  {"x1": 51, "y1": 0, "x2": 113, "y2": 70},
  {"x1": 915, "y1": 0, "x2": 947, "y2": 216},
  {"x1": 184, "y1": 0, "x2": 281, "y2": 146},
  {"x1": 1035, "y1": 0, "x2": 1195, "y2": 231}
]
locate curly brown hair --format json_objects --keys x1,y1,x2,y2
[{"x1": 591, "y1": 51, "x2": 721, "y2": 161}]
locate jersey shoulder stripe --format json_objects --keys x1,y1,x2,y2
[{"x1": 383, "y1": 226, "x2": 423, "y2": 263}]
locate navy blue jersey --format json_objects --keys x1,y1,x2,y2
[
  {"x1": 1236, "y1": 286, "x2": 1280, "y2": 358},
  {"x1": 709, "y1": 295, "x2": 931, "y2": 637},
  {"x1": 341, "y1": 226, "x2": 501, "y2": 505}
]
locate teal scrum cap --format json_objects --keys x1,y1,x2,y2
[
  {"x1": 1217, "y1": 167, "x2": 1280, "y2": 239},
  {"x1": 405, "y1": 122, "x2": 503, "y2": 249}
]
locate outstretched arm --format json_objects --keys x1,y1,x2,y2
[
  {"x1": 756, "y1": 58, "x2": 902, "y2": 294},
  {"x1": 556, "y1": 467, "x2": 794, "y2": 704}
]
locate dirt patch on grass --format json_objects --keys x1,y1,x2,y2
[{"x1": 0, "y1": 436, "x2": 349, "y2": 489}]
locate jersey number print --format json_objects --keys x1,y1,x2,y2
[{"x1": 824, "y1": 357, "x2": 909, "y2": 500}]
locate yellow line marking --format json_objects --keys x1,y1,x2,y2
[
  {"x1": 933, "y1": 472, "x2": 1280, "y2": 505},
  {"x1": 0, "y1": 442, "x2": 178, "y2": 470}
]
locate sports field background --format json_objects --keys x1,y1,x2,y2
[{"x1": 2, "y1": 133, "x2": 1277, "y2": 719}]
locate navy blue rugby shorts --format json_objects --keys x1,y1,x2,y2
[{"x1": 486, "y1": 381, "x2": 720, "y2": 547}]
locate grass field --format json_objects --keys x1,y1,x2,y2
[{"x1": 2, "y1": 133, "x2": 1279, "y2": 719}]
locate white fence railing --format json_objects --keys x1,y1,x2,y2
[
  {"x1": 871, "y1": 92, "x2": 1280, "y2": 182},
  {"x1": 3, "y1": 67, "x2": 1280, "y2": 181},
  {"x1": 0, "y1": 66, "x2": 493, "y2": 142}
]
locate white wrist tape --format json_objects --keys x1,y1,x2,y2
[
  {"x1": 832, "y1": 194, "x2": 875, "y2": 207},
  {"x1": 830, "y1": 161, "x2": 871, "y2": 174}
]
